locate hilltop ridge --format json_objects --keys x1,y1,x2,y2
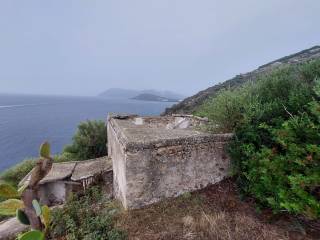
[{"x1": 163, "y1": 46, "x2": 320, "y2": 115}]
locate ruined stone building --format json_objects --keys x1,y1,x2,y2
[
  {"x1": 108, "y1": 114, "x2": 232, "y2": 209},
  {"x1": 17, "y1": 114, "x2": 232, "y2": 210},
  {"x1": 19, "y1": 157, "x2": 112, "y2": 206}
]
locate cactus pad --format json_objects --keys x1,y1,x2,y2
[
  {"x1": 0, "y1": 199, "x2": 24, "y2": 216},
  {"x1": 41, "y1": 205, "x2": 51, "y2": 230},
  {"x1": 16, "y1": 209, "x2": 30, "y2": 225},
  {"x1": 32, "y1": 199, "x2": 42, "y2": 217},
  {"x1": 39, "y1": 142, "x2": 50, "y2": 158},
  {"x1": 18, "y1": 230, "x2": 44, "y2": 240},
  {"x1": 0, "y1": 182, "x2": 19, "y2": 198}
]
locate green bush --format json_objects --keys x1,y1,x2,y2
[
  {"x1": 199, "y1": 60, "x2": 320, "y2": 219},
  {"x1": 197, "y1": 86, "x2": 249, "y2": 132},
  {"x1": 198, "y1": 62, "x2": 316, "y2": 133},
  {"x1": 63, "y1": 120, "x2": 108, "y2": 160},
  {"x1": 49, "y1": 186, "x2": 126, "y2": 240},
  {"x1": 0, "y1": 159, "x2": 36, "y2": 187},
  {"x1": 230, "y1": 103, "x2": 320, "y2": 218}
]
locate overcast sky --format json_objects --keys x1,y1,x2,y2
[{"x1": 0, "y1": 1, "x2": 319, "y2": 96}]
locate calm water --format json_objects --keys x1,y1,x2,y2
[{"x1": 0, "y1": 94, "x2": 173, "y2": 172}]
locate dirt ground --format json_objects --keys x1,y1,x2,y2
[{"x1": 116, "y1": 178, "x2": 320, "y2": 240}]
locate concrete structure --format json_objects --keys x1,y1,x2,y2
[
  {"x1": 107, "y1": 114, "x2": 233, "y2": 209},
  {"x1": 19, "y1": 157, "x2": 112, "y2": 206}
]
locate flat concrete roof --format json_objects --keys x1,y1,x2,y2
[{"x1": 108, "y1": 114, "x2": 233, "y2": 150}]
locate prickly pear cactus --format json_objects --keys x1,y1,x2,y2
[
  {"x1": 29, "y1": 141, "x2": 53, "y2": 188},
  {"x1": 0, "y1": 142, "x2": 53, "y2": 238},
  {"x1": 41, "y1": 205, "x2": 51, "y2": 231},
  {"x1": 0, "y1": 199, "x2": 24, "y2": 216},
  {"x1": 32, "y1": 199, "x2": 42, "y2": 217},
  {"x1": 17, "y1": 230, "x2": 44, "y2": 240},
  {"x1": 0, "y1": 182, "x2": 19, "y2": 198},
  {"x1": 16, "y1": 209, "x2": 30, "y2": 225},
  {"x1": 40, "y1": 142, "x2": 50, "y2": 159}
]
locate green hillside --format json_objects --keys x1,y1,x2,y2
[{"x1": 163, "y1": 46, "x2": 320, "y2": 115}]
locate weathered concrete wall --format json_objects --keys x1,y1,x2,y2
[
  {"x1": 39, "y1": 182, "x2": 66, "y2": 206},
  {"x1": 108, "y1": 116, "x2": 128, "y2": 208},
  {"x1": 108, "y1": 114, "x2": 232, "y2": 209},
  {"x1": 124, "y1": 135, "x2": 231, "y2": 209}
]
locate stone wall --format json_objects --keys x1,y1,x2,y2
[
  {"x1": 108, "y1": 115, "x2": 233, "y2": 209},
  {"x1": 38, "y1": 182, "x2": 66, "y2": 206},
  {"x1": 108, "y1": 117, "x2": 128, "y2": 208}
]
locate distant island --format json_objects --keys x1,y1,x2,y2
[
  {"x1": 98, "y1": 88, "x2": 184, "y2": 102},
  {"x1": 131, "y1": 93, "x2": 179, "y2": 102}
]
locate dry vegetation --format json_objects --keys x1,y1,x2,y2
[{"x1": 116, "y1": 179, "x2": 319, "y2": 240}]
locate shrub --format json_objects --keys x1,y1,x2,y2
[
  {"x1": 49, "y1": 186, "x2": 126, "y2": 240},
  {"x1": 0, "y1": 142, "x2": 54, "y2": 239},
  {"x1": 230, "y1": 108, "x2": 320, "y2": 218},
  {"x1": 63, "y1": 120, "x2": 108, "y2": 160},
  {"x1": 0, "y1": 159, "x2": 36, "y2": 187},
  {"x1": 198, "y1": 62, "x2": 315, "y2": 133},
  {"x1": 199, "y1": 59, "x2": 320, "y2": 219},
  {"x1": 196, "y1": 86, "x2": 249, "y2": 132}
]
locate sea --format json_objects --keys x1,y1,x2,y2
[{"x1": 0, "y1": 94, "x2": 174, "y2": 172}]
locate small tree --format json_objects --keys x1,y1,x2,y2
[{"x1": 63, "y1": 120, "x2": 108, "y2": 160}]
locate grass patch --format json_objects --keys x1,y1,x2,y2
[{"x1": 116, "y1": 179, "x2": 318, "y2": 240}]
